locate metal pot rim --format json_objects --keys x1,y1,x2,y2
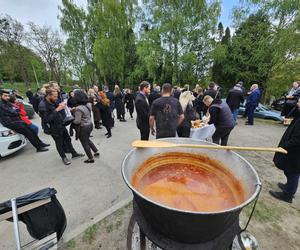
[{"x1": 121, "y1": 138, "x2": 261, "y2": 215}]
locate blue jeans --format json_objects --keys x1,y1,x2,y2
[
  {"x1": 283, "y1": 170, "x2": 300, "y2": 198},
  {"x1": 232, "y1": 109, "x2": 239, "y2": 121},
  {"x1": 28, "y1": 123, "x2": 39, "y2": 135}
]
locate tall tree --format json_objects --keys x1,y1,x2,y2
[
  {"x1": 92, "y1": 0, "x2": 137, "y2": 86},
  {"x1": 212, "y1": 12, "x2": 274, "y2": 91},
  {"x1": 221, "y1": 27, "x2": 231, "y2": 44},
  {"x1": 141, "y1": 0, "x2": 220, "y2": 84},
  {"x1": 217, "y1": 22, "x2": 224, "y2": 41},
  {"x1": 0, "y1": 15, "x2": 46, "y2": 84},
  {"x1": 232, "y1": 0, "x2": 300, "y2": 99},
  {"x1": 59, "y1": 0, "x2": 98, "y2": 85},
  {"x1": 27, "y1": 23, "x2": 64, "y2": 83}
]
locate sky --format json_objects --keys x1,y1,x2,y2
[
  {"x1": 0, "y1": 0, "x2": 87, "y2": 31},
  {"x1": 0, "y1": 0, "x2": 239, "y2": 31},
  {"x1": 220, "y1": 0, "x2": 239, "y2": 28}
]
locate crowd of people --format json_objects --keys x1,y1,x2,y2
[
  {"x1": 1, "y1": 80, "x2": 300, "y2": 203},
  {"x1": 0, "y1": 82, "x2": 137, "y2": 165},
  {"x1": 0, "y1": 80, "x2": 263, "y2": 164},
  {"x1": 135, "y1": 81, "x2": 262, "y2": 145}
]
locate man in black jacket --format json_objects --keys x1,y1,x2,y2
[
  {"x1": 0, "y1": 90, "x2": 49, "y2": 152},
  {"x1": 226, "y1": 83, "x2": 244, "y2": 122},
  {"x1": 270, "y1": 99, "x2": 300, "y2": 203},
  {"x1": 39, "y1": 88, "x2": 83, "y2": 165},
  {"x1": 203, "y1": 95, "x2": 235, "y2": 146},
  {"x1": 135, "y1": 81, "x2": 151, "y2": 140},
  {"x1": 26, "y1": 88, "x2": 34, "y2": 104},
  {"x1": 148, "y1": 85, "x2": 160, "y2": 107},
  {"x1": 204, "y1": 82, "x2": 221, "y2": 99}
]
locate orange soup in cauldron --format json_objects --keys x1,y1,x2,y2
[{"x1": 131, "y1": 152, "x2": 246, "y2": 212}]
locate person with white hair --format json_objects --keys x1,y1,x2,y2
[
  {"x1": 281, "y1": 81, "x2": 300, "y2": 118},
  {"x1": 177, "y1": 91, "x2": 196, "y2": 137},
  {"x1": 148, "y1": 85, "x2": 161, "y2": 107}
]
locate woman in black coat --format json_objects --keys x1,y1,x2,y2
[
  {"x1": 193, "y1": 87, "x2": 205, "y2": 119},
  {"x1": 113, "y1": 86, "x2": 126, "y2": 122},
  {"x1": 96, "y1": 91, "x2": 113, "y2": 138},
  {"x1": 124, "y1": 89, "x2": 135, "y2": 119},
  {"x1": 177, "y1": 91, "x2": 196, "y2": 137},
  {"x1": 270, "y1": 100, "x2": 300, "y2": 203}
]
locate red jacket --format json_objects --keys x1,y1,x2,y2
[{"x1": 14, "y1": 102, "x2": 32, "y2": 125}]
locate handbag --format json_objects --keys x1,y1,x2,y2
[{"x1": 62, "y1": 106, "x2": 74, "y2": 126}]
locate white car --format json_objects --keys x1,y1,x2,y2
[{"x1": 0, "y1": 124, "x2": 27, "y2": 157}]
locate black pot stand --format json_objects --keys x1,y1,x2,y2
[{"x1": 127, "y1": 201, "x2": 241, "y2": 250}]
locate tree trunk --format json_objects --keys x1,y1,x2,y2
[{"x1": 172, "y1": 42, "x2": 179, "y2": 84}]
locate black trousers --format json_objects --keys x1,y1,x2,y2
[
  {"x1": 246, "y1": 105, "x2": 255, "y2": 125},
  {"x1": 104, "y1": 126, "x2": 111, "y2": 136},
  {"x1": 78, "y1": 124, "x2": 98, "y2": 159},
  {"x1": 212, "y1": 127, "x2": 233, "y2": 146},
  {"x1": 119, "y1": 113, "x2": 125, "y2": 120},
  {"x1": 51, "y1": 127, "x2": 77, "y2": 159},
  {"x1": 139, "y1": 125, "x2": 150, "y2": 140},
  {"x1": 5, "y1": 122, "x2": 43, "y2": 149},
  {"x1": 177, "y1": 126, "x2": 190, "y2": 138},
  {"x1": 92, "y1": 106, "x2": 101, "y2": 128}
]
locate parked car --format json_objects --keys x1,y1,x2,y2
[
  {"x1": 271, "y1": 97, "x2": 285, "y2": 111},
  {"x1": 0, "y1": 88, "x2": 35, "y2": 118},
  {"x1": 0, "y1": 124, "x2": 27, "y2": 157},
  {"x1": 21, "y1": 99, "x2": 35, "y2": 118},
  {"x1": 238, "y1": 102, "x2": 283, "y2": 122}
]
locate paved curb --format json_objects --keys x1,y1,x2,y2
[{"x1": 62, "y1": 196, "x2": 133, "y2": 243}]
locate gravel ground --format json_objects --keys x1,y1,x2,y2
[{"x1": 60, "y1": 117, "x2": 300, "y2": 250}]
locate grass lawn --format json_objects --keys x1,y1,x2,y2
[{"x1": 0, "y1": 82, "x2": 73, "y2": 97}]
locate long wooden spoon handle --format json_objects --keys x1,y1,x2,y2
[
  {"x1": 132, "y1": 140, "x2": 287, "y2": 154},
  {"x1": 179, "y1": 144, "x2": 287, "y2": 154}
]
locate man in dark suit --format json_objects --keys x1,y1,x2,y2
[
  {"x1": 270, "y1": 99, "x2": 300, "y2": 203},
  {"x1": 204, "y1": 82, "x2": 221, "y2": 99},
  {"x1": 135, "y1": 81, "x2": 151, "y2": 140},
  {"x1": 148, "y1": 85, "x2": 160, "y2": 107},
  {"x1": 226, "y1": 83, "x2": 244, "y2": 122},
  {"x1": 245, "y1": 84, "x2": 261, "y2": 125}
]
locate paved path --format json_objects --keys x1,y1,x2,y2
[
  {"x1": 1, "y1": 114, "x2": 296, "y2": 249},
  {"x1": 0, "y1": 113, "x2": 142, "y2": 249}
]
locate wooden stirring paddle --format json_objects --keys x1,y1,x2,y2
[{"x1": 132, "y1": 140, "x2": 288, "y2": 154}]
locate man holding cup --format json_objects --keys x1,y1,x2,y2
[{"x1": 39, "y1": 88, "x2": 83, "y2": 165}]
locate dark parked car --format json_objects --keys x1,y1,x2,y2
[
  {"x1": 238, "y1": 102, "x2": 283, "y2": 122},
  {"x1": 271, "y1": 97, "x2": 285, "y2": 111}
]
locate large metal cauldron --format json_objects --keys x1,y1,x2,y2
[{"x1": 122, "y1": 138, "x2": 261, "y2": 243}]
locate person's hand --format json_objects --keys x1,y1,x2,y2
[
  {"x1": 287, "y1": 95, "x2": 293, "y2": 99},
  {"x1": 151, "y1": 128, "x2": 156, "y2": 136},
  {"x1": 202, "y1": 114, "x2": 210, "y2": 124},
  {"x1": 55, "y1": 102, "x2": 66, "y2": 112},
  {"x1": 70, "y1": 107, "x2": 76, "y2": 112}
]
